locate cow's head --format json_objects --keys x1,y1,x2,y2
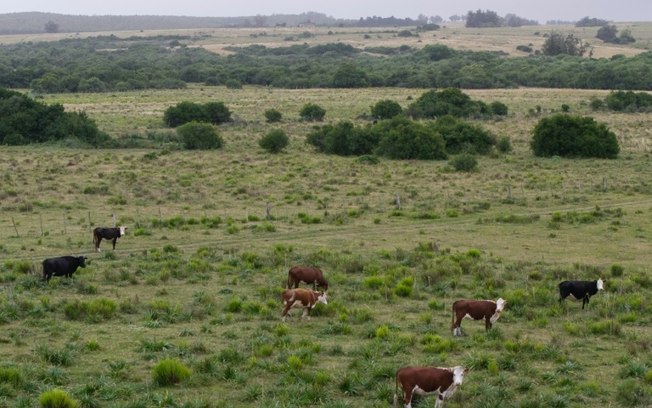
[
  {"x1": 452, "y1": 366, "x2": 468, "y2": 386},
  {"x1": 119, "y1": 226, "x2": 128, "y2": 236},
  {"x1": 316, "y1": 291, "x2": 328, "y2": 305},
  {"x1": 78, "y1": 256, "x2": 88, "y2": 268},
  {"x1": 496, "y1": 297, "x2": 507, "y2": 312},
  {"x1": 597, "y1": 278, "x2": 604, "y2": 291}
]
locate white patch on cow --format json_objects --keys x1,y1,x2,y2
[
  {"x1": 412, "y1": 385, "x2": 439, "y2": 397},
  {"x1": 490, "y1": 298, "x2": 507, "y2": 324},
  {"x1": 119, "y1": 226, "x2": 126, "y2": 236},
  {"x1": 453, "y1": 327, "x2": 462, "y2": 336},
  {"x1": 317, "y1": 292, "x2": 328, "y2": 305},
  {"x1": 451, "y1": 366, "x2": 467, "y2": 386},
  {"x1": 597, "y1": 278, "x2": 604, "y2": 290}
]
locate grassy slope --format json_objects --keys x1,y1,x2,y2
[{"x1": 1, "y1": 89, "x2": 652, "y2": 406}]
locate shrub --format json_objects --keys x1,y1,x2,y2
[
  {"x1": 177, "y1": 122, "x2": 224, "y2": 150},
  {"x1": 203, "y1": 102, "x2": 232, "y2": 124},
  {"x1": 371, "y1": 99, "x2": 403, "y2": 119},
  {"x1": 497, "y1": 136, "x2": 512, "y2": 153},
  {"x1": 163, "y1": 101, "x2": 231, "y2": 127},
  {"x1": 299, "y1": 103, "x2": 326, "y2": 121},
  {"x1": 430, "y1": 115, "x2": 496, "y2": 154},
  {"x1": 307, "y1": 121, "x2": 378, "y2": 156},
  {"x1": 264, "y1": 109, "x2": 282, "y2": 123},
  {"x1": 605, "y1": 91, "x2": 652, "y2": 112},
  {"x1": 153, "y1": 359, "x2": 192, "y2": 386},
  {"x1": 39, "y1": 389, "x2": 79, "y2": 408},
  {"x1": 225, "y1": 79, "x2": 243, "y2": 89},
  {"x1": 259, "y1": 129, "x2": 289, "y2": 153},
  {"x1": 450, "y1": 154, "x2": 478, "y2": 172},
  {"x1": 407, "y1": 88, "x2": 492, "y2": 119},
  {"x1": 489, "y1": 101, "x2": 508, "y2": 116},
  {"x1": 374, "y1": 116, "x2": 447, "y2": 160},
  {"x1": 531, "y1": 114, "x2": 619, "y2": 158}
]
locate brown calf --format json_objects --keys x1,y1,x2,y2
[
  {"x1": 394, "y1": 366, "x2": 468, "y2": 408},
  {"x1": 287, "y1": 266, "x2": 329, "y2": 291},
  {"x1": 451, "y1": 298, "x2": 506, "y2": 336},
  {"x1": 281, "y1": 288, "x2": 327, "y2": 322}
]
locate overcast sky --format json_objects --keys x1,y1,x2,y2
[{"x1": 1, "y1": 0, "x2": 650, "y2": 23}]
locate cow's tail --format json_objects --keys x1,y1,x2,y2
[
  {"x1": 451, "y1": 301, "x2": 455, "y2": 330},
  {"x1": 92, "y1": 229, "x2": 100, "y2": 251},
  {"x1": 287, "y1": 271, "x2": 292, "y2": 289}
]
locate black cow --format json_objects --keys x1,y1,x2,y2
[
  {"x1": 93, "y1": 226, "x2": 127, "y2": 252},
  {"x1": 42, "y1": 256, "x2": 87, "y2": 282},
  {"x1": 559, "y1": 279, "x2": 604, "y2": 309}
]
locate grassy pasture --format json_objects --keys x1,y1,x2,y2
[
  {"x1": 1, "y1": 84, "x2": 652, "y2": 407},
  {"x1": 0, "y1": 21, "x2": 650, "y2": 58}
]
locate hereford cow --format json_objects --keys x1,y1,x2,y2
[
  {"x1": 287, "y1": 266, "x2": 328, "y2": 291},
  {"x1": 394, "y1": 366, "x2": 469, "y2": 408},
  {"x1": 281, "y1": 288, "x2": 327, "y2": 321},
  {"x1": 93, "y1": 226, "x2": 127, "y2": 252},
  {"x1": 559, "y1": 279, "x2": 604, "y2": 309},
  {"x1": 451, "y1": 298, "x2": 506, "y2": 336},
  {"x1": 42, "y1": 256, "x2": 87, "y2": 282}
]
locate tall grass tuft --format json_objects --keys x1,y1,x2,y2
[
  {"x1": 39, "y1": 388, "x2": 79, "y2": 408},
  {"x1": 152, "y1": 359, "x2": 192, "y2": 386}
]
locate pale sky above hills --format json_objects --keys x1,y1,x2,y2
[{"x1": 1, "y1": 0, "x2": 650, "y2": 23}]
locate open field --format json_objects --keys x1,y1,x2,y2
[
  {"x1": 1, "y1": 85, "x2": 652, "y2": 407},
  {"x1": 0, "y1": 21, "x2": 650, "y2": 58}
]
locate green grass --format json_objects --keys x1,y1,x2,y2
[{"x1": 1, "y1": 85, "x2": 652, "y2": 406}]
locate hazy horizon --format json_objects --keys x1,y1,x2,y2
[{"x1": 1, "y1": 0, "x2": 651, "y2": 23}]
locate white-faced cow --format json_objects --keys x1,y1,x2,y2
[
  {"x1": 559, "y1": 279, "x2": 604, "y2": 309},
  {"x1": 451, "y1": 298, "x2": 506, "y2": 336},
  {"x1": 42, "y1": 256, "x2": 87, "y2": 282},
  {"x1": 394, "y1": 366, "x2": 469, "y2": 408},
  {"x1": 93, "y1": 226, "x2": 127, "y2": 252},
  {"x1": 287, "y1": 266, "x2": 328, "y2": 291},
  {"x1": 281, "y1": 288, "x2": 327, "y2": 322}
]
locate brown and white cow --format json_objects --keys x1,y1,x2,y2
[
  {"x1": 287, "y1": 266, "x2": 329, "y2": 291},
  {"x1": 451, "y1": 298, "x2": 506, "y2": 336},
  {"x1": 281, "y1": 288, "x2": 327, "y2": 322},
  {"x1": 394, "y1": 366, "x2": 468, "y2": 408}
]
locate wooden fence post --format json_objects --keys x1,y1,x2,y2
[
  {"x1": 62, "y1": 213, "x2": 67, "y2": 235},
  {"x1": 11, "y1": 217, "x2": 19, "y2": 238}
]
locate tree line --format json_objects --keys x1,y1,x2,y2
[{"x1": 1, "y1": 36, "x2": 651, "y2": 92}]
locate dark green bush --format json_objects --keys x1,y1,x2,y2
[
  {"x1": 371, "y1": 99, "x2": 403, "y2": 119},
  {"x1": 374, "y1": 116, "x2": 447, "y2": 160},
  {"x1": 430, "y1": 115, "x2": 497, "y2": 154},
  {"x1": 489, "y1": 101, "x2": 509, "y2": 116},
  {"x1": 450, "y1": 153, "x2": 478, "y2": 172},
  {"x1": 177, "y1": 122, "x2": 224, "y2": 150},
  {"x1": 605, "y1": 91, "x2": 652, "y2": 112},
  {"x1": 531, "y1": 114, "x2": 619, "y2": 158},
  {"x1": 264, "y1": 108, "x2": 282, "y2": 123},
  {"x1": 307, "y1": 121, "x2": 378, "y2": 156},
  {"x1": 406, "y1": 88, "x2": 491, "y2": 119},
  {"x1": 497, "y1": 136, "x2": 512, "y2": 153},
  {"x1": 163, "y1": 101, "x2": 231, "y2": 127},
  {"x1": 300, "y1": 103, "x2": 326, "y2": 121},
  {"x1": 259, "y1": 129, "x2": 289, "y2": 153}
]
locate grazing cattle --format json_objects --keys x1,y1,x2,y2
[
  {"x1": 93, "y1": 226, "x2": 127, "y2": 252},
  {"x1": 559, "y1": 279, "x2": 604, "y2": 309},
  {"x1": 281, "y1": 288, "x2": 327, "y2": 322},
  {"x1": 394, "y1": 366, "x2": 468, "y2": 408},
  {"x1": 287, "y1": 266, "x2": 328, "y2": 291},
  {"x1": 451, "y1": 298, "x2": 506, "y2": 336},
  {"x1": 42, "y1": 256, "x2": 87, "y2": 282}
]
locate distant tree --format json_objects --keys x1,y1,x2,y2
[
  {"x1": 576, "y1": 16, "x2": 609, "y2": 27},
  {"x1": 596, "y1": 25, "x2": 618, "y2": 42},
  {"x1": 504, "y1": 13, "x2": 538, "y2": 27},
  {"x1": 542, "y1": 32, "x2": 590, "y2": 56},
  {"x1": 259, "y1": 129, "x2": 289, "y2": 153},
  {"x1": 374, "y1": 115, "x2": 447, "y2": 160},
  {"x1": 466, "y1": 9, "x2": 503, "y2": 28},
  {"x1": 371, "y1": 100, "x2": 403, "y2": 120},
  {"x1": 449, "y1": 15, "x2": 462, "y2": 22},
  {"x1": 332, "y1": 63, "x2": 368, "y2": 88},
  {"x1": 431, "y1": 15, "x2": 443, "y2": 24},
  {"x1": 299, "y1": 103, "x2": 326, "y2": 121},
  {"x1": 618, "y1": 29, "x2": 636, "y2": 44},
  {"x1": 163, "y1": 101, "x2": 206, "y2": 127},
  {"x1": 203, "y1": 102, "x2": 232, "y2": 125},
  {"x1": 44, "y1": 21, "x2": 59, "y2": 33}
]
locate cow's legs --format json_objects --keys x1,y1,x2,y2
[
  {"x1": 281, "y1": 303, "x2": 293, "y2": 321},
  {"x1": 582, "y1": 295, "x2": 589, "y2": 309},
  {"x1": 485, "y1": 316, "x2": 492, "y2": 331},
  {"x1": 301, "y1": 308, "x2": 310, "y2": 320},
  {"x1": 402, "y1": 388, "x2": 413, "y2": 408},
  {"x1": 453, "y1": 314, "x2": 464, "y2": 336},
  {"x1": 435, "y1": 393, "x2": 444, "y2": 408},
  {"x1": 96, "y1": 238, "x2": 102, "y2": 252},
  {"x1": 112, "y1": 238, "x2": 117, "y2": 250}
]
